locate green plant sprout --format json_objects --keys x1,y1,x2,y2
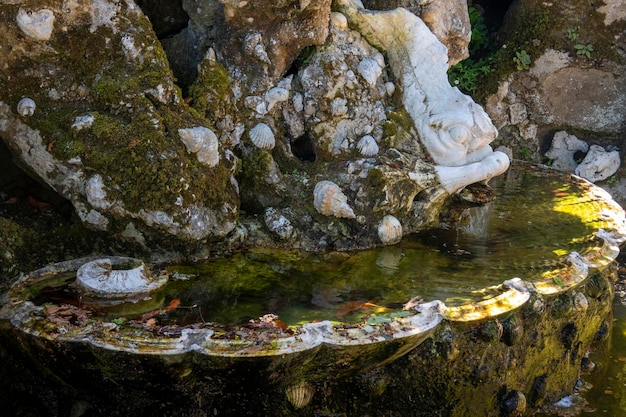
[
  {"x1": 447, "y1": 6, "x2": 494, "y2": 94},
  {"x1": 513, "y1": 50, "x2": 531, "y2": 70},
  {"x1": 566, "y1": 26, "x2": 580, "y2": 41},
  {"x1": 574, "y1": 43, "x2": 594, "y2": 58}
]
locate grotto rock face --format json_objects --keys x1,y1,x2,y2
[
  {"x1": 485, "y1": 0, "x2": 626, "y2": 180},
  {"x1": 0, "y1": 0, "x2": 507, "y2": 256},
  {"x1": 214, "y1": 0, "x2": 333, "y2": 91},
  {"x1": 0, "y1": 1, "x2": 239, "y2": 248}
]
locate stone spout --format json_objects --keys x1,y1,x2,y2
[{"x1": 336, "y1": 0, "x2": 510, "y2": 194}]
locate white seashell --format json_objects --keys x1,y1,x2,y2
[
  {"x1": 573, "y1": 292, "x2": 588, "y2": 312},
  {"x1": 249, "y1": 123, "x2": 275, "y2": 150},
  {"x1": 71, "y1": 115, "x2": 94, "y2": 131},
  {"x1": 330, "y1": 12, "x2": 348, "y2": 29},
  {"x1": 385, "y1": 81, "x2": 396, "y2": 96},
  {"x1": 357, "y1": 135, "x2": 379, "y2": 156},
  {"x1": 313, "y1": 180, "x2": 356, "y2": 219},
  {"x1": 76, "y1": 257, "x2": 168, "y2": 299},
  {"x1": 378, "y1": 215, "x2": 403, "y2": 245},
  {"x1": 372, "y1": 52, "x2": 385, "y2": 68},
  {"x1": 17, "y1": 8, "x2": 55, "y2": 41},
  {"x1": 286, "y1": 382, "x2": 314, "y2": 409},
  {"x1": 17, "y1": 97, "x2": 36, "y2": 117},
  {"x1": 179, "y1": 127, "x2": 220, "y2": 167},
  {"x1": 357, "y1": 57, "x2": 383, "y2": 88},
  {"x1": 265, "y1": 87, "x2": 289, "y2": 111}
]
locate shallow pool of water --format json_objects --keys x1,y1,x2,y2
[{"x1": 26, "y1": 164, "x2": 621, "y2": 328}]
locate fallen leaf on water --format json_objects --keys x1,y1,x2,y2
[
  {"x1": 335, "y1": 300, "x2": 368, "y2": 319},
  {"x1": 163, "y1": 298, "x2": 181, "y2": 312},
  {"x1": 139, "y1": 298, "x2": 181, "y2": 321},
  {"x1": 335, "y1": 301, "x2": 386, "y2": 320}
]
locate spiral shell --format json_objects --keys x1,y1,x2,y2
[
  {"x1": 76, "y1": 257, "x2": 167, "y2": 299},
  {"x1": 178, "y1": 127, "x2": 220, "y2": 167},
  {"x1": 357, "y1": 57, "x2": 383, "y2": 87},
  {"x1": 265, "y1": 87, "x2": 289, "y2": 111},
  {"x1": 286, "y1": 382, "x2": 314, "y2": 409},
  {"x1": 378, "y1": 215, "x2": 402, "y2": 245},
  {"x1": 357, "y1": 135, "x2": 379, "y2": 156},
  {"x1": 17, "y1": 97, "x2": 36, "y2": 117},
  {"x1": 249, "y1": 123, "x2": 275, "y2": 150},
  {"x1": 313, "y1": 181, "x2": 355, "y2": 219}
]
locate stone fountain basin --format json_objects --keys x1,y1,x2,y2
[{"x1": 1, "y1": 162, "x2": 625, "y2": 415}]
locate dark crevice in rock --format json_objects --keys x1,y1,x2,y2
[
  {"x1": 291, "y1": 134, "x2": 317, "y2": 162},
  {"x1": 134, "y1": 0, "x2": 201, "y2": 95},
  {"x1": 135, "y1": 0, "x2": 189, "y2": 39},
  {"x1": 471, "y1": 0, "x2": 516, "y2": 32},
  {"x1": 0, "y1": 141, "x2": 74, "y2": 217}
]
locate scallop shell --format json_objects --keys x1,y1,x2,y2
[
  {"x1": 357, "y1": 57, "x2": 383, "y2": 87},
  {"x1": 178, "y1": 127, "x2": 220, "y2": 167},
  {"x1": 357, "y1": 135, "x2": 379, "y2": 156},
  {"x1": 285, "y1": 382, "x2": 314, "y2": 409},
  {"x1": 265, "y1": 87, "x2": 289, "y2": 111},
  {"x1": 17, "y1": 97, "x2": 36, "y2": 117},
  {"x1": 378, "y1": 215, "x2": 402, "y2": 245},
  {"x1": 313, "y1": 180, "x2": 356, "y2": 219},
  {"x1": 249, "y1": 123, "x2": 275, "y2": 150}
]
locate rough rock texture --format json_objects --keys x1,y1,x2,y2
[
  {"x1": 0, "y1": 0, "x2": 506, "y2": 258},
  {"x1": 0, "y1": 1, "x2": 239, "y2": 250},
  {"x1": 545, "y1": 131, "x2": 589, "y2": 172},
  {"x1": 483, "y1": 0, "x2": 626, "y2": 201},
  {"x1": 575, "y1": 145, "x2": 621, "y2": 183},
  {"x1": 215, "y1": 0, "x2": 332, "y2": 92}
]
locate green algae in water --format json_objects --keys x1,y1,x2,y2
[
  {"x1": 21, "y1": 164, "x2": 622, "y2": 327},
  {"x1": 159, "y1": 165, "x2": 615, "y2": 327}
]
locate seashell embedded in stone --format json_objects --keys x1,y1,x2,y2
[
  {"x1": 313, "y1": 180, "x2": 356, "y2": 219},
  {"x1": 17, "y1": 97, "x2": 36, "y2": 117},
  {"x1": 265, "y1": 87, "x2": 289, "y2": 111},
  {"x1": 286, "y1": 382, "x2": 314, "y2": 409},
  {"x1": 16, "y1": 8, "x2": 55, "y2": 41},
  {"x1": 76, "y1": 257, "x2": 168, "y2": 299},
  {"x1": 330, "y1": 12, "x2": 348, "y2": 29},
  {"x1": 500, "y1": 390, "x2": 527, "y2": 417},
  {"x1": 249, "y1": 123, "x2": 275, "y2": 150},
  {"x1": 378, "y1": 215, "x2": 402, "y2": 245},
  {"x1": 500, "y1": 316, "x2": 523, "y2": 346},
  {"x1": 178, "y1": 126, "x2": 220, "y2": 167},
  {"x1": 357, "y1": 57, "x2": 383, "y2": 88},
  {"x1": 357, "y1": 135, "x2": 379, "y2": 156},
  {"x1": 372, "y1": 52, "x2": 385, "y2": 68},
  {"x1": 573, "y1": 291, "x2": 588, "y2": 312}
]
